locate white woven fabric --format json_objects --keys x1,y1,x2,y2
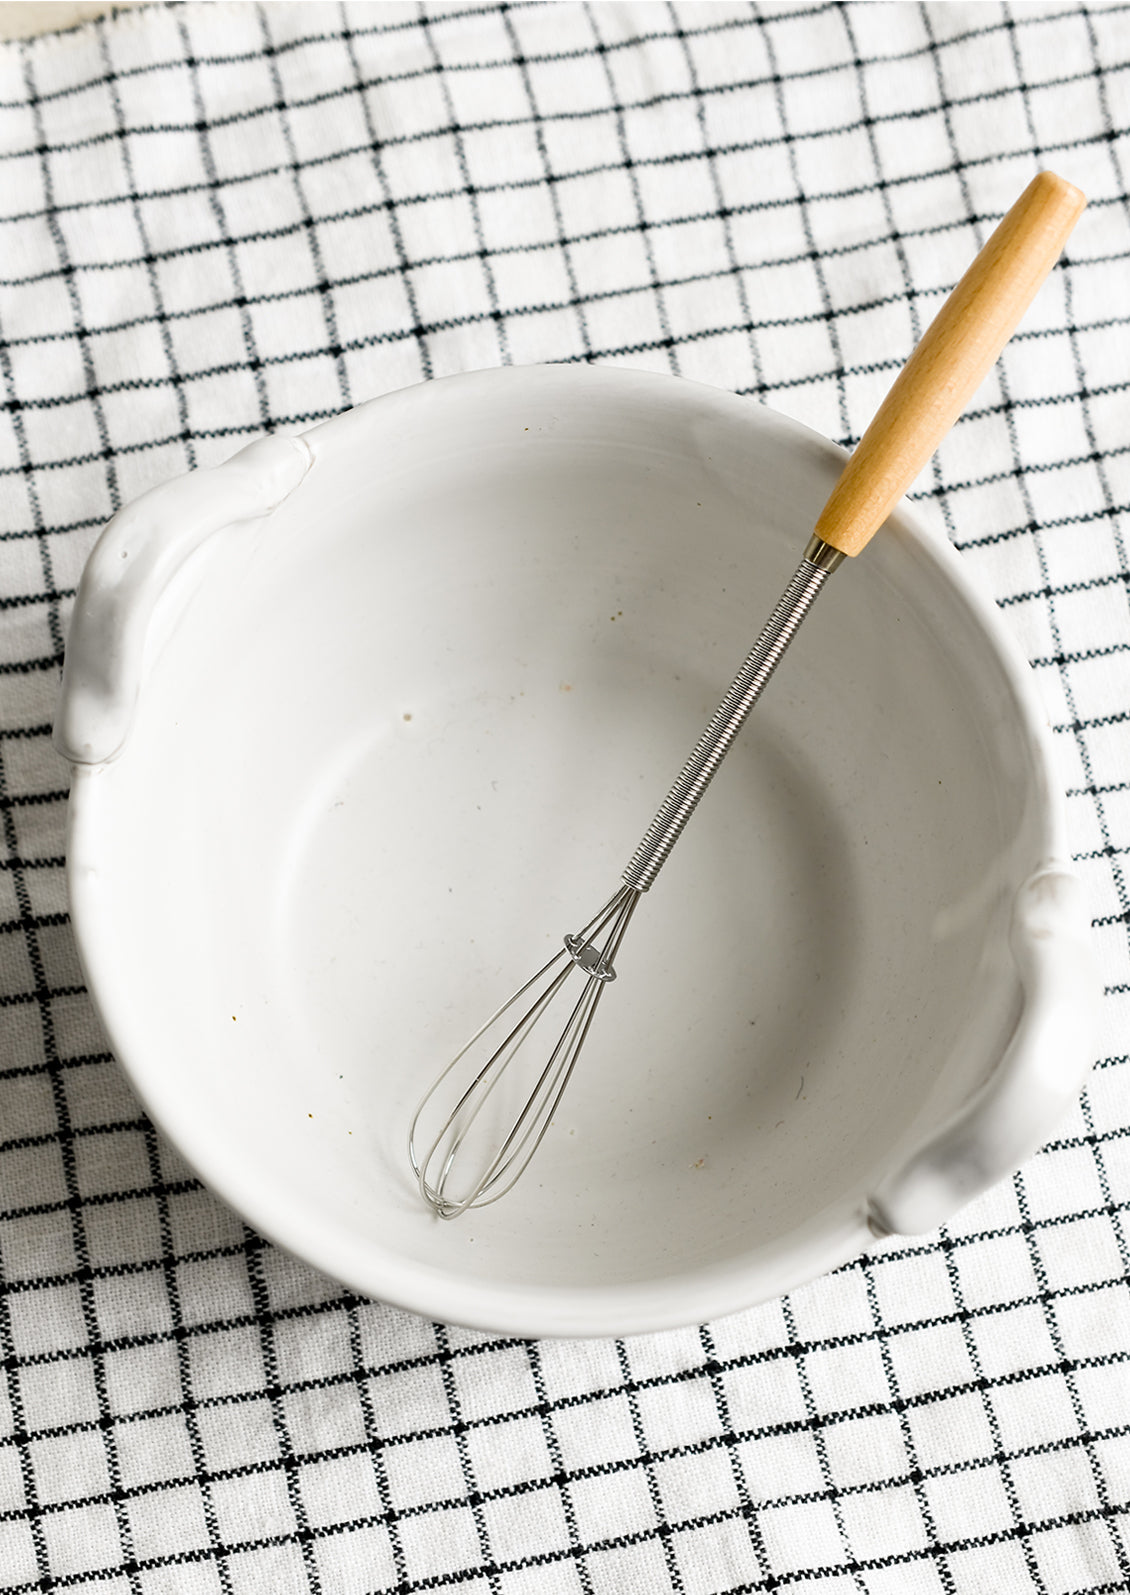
[{"x1": 1, "y1": 2, "x2": 1128, "y2": 1590}]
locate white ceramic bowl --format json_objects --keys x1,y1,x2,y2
[{"x1": 57, "y1": 366, "x2": 1098, "y2": 1337}]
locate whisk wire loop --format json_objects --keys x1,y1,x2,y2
[{"x1": 409, "y1": 886, "x2": 641, "y2": 1218}]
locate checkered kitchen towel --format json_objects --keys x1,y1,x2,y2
[{"x1": 2, "y1": 1, "x2": 1129, "y2": 1590}]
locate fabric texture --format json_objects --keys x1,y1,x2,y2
[{"x1": 1, "y1": 1, "x2": 1129, "y2": 1590}]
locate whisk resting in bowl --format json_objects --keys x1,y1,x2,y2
[{"x1": 408, "y1": 171, "x2": 1086, "y2": 1220}]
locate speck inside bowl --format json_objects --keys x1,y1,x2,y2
[{"x1": 64, "y1": 365, "x2": 1090, "y2": 1336}]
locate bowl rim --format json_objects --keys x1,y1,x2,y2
[{"x1": 63, "y1": 363, "x2": 1069, "y2": 1337}]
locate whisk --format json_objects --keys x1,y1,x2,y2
[{"x1": 409, "y1": 171, "x2": 1085, "y2": 1220}]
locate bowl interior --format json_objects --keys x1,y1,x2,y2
[{"x1": 72, "y1": 368, "x2": 1053, "y2": 1332}]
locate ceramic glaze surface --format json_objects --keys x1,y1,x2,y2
[{"x1": 63, "y1": 366, "x2": 1097, "y2": 1336}]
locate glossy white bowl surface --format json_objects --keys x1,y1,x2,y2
[{"x1": 61, "y1": 367, "x2": 1096, "y2": 1336}]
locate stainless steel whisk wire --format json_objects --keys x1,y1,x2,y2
[{"x1": 408, "y1": 535, "x2": 843, "y2": 1217}]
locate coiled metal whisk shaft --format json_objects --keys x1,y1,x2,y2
[{"x1": 408, "y1": 536, "x2": 843, "y2": 1217}]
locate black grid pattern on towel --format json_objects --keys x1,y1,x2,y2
[{"x1": 1, "y1": 1, "x2": 1129, "y2": 1591}]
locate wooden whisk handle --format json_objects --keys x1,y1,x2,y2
[{"x1": 814, "y1": 171, "x2": 1086, "y2": 558}]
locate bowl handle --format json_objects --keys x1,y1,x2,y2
[
  {"x1": 53, "y1": 434, "x2": 313, "y2": 766},
  {"x1": 867, "y1": 866, "x2": 1101, "y2": 1237}
]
